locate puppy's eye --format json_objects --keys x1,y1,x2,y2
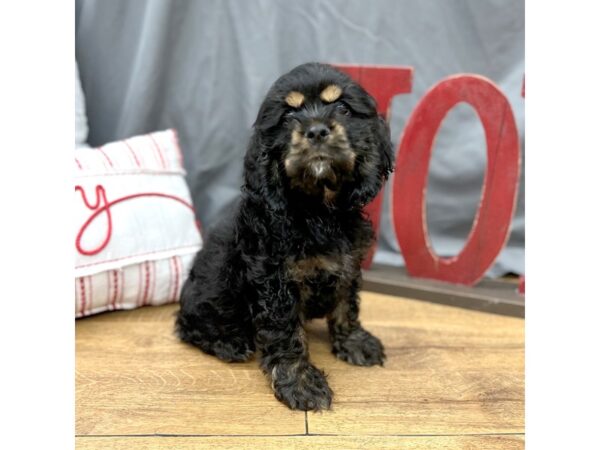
[
  {"x1": 336, "y1": 103, "x2": 351, "y2": 116},
  {"x1": 284, "y1": 110, "x2": 296, "y2": 119}
]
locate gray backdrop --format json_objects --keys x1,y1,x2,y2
[{"x1": 75, "y1": 0, "x2": 524, "y2": 277}]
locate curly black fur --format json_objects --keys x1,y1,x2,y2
[{"x1": 176, "y1": 62, "x2": 393, "y2": 411}]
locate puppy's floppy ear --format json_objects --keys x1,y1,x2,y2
[
  {"x1": 376, "y1": 115, "x2": 394, "y2": 179},
  {"x1": 346, "y1": 115, "x2": 394, "y2": 209},
  {"x1": 254, "y1": 99, "x2": 284, "y2": 132},
  {"x1": 242, "y1": 131, "x2": 287, "y2": 211},
  {"x1": 343, "y1": 84, "x2": 377, "y2": 116}
]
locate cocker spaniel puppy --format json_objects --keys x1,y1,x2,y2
[{"x1": 176, "y1": 62, "x2": 393, "y2": 411}]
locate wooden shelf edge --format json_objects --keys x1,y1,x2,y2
[{"x1": 362, "y1": 264, "x2": 525, "y2": 318}]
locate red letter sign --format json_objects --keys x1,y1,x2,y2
[
  {"x1": 393, "y1": 74, "x2": 520, "y2": 285},
  {"x1": 334, "y1": 64, "x2": 413, "y2": 268}
]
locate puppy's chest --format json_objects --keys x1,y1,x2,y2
[
  {"x1": 285, "y1": 253, "x2": 356, "y2": 319},
  {"x1": 285, "y1": 253, "x2": 356, "y2": 289}
]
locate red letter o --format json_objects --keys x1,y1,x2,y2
[{"x1": 392, "y1": 75, "x2": 521, "y2": 285}]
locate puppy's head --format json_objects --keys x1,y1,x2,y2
[{"x1": 246, "y1": 62, "x2": 393, "y2": 210}]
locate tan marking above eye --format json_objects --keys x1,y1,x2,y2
[
  {"x1": 320, "y1": 84, "x2": 342, "y2": 103},
  {"x1": 285, "y1": 91, "x2": 305, "y2": 108}
]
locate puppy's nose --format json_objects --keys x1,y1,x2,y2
[{"x1": 305, "y1": 123, "x2": 330, "y2": 144}]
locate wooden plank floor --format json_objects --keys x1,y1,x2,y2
[{"x1": 76, "y1": 292, "x2": 524, "y2": 449}]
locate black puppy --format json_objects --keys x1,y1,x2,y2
[{"x1": 176, "y1": 62, "x2": 393, "y2": 411}]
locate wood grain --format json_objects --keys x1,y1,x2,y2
[
  {"x1": 76, "y1": 435, "x2": 524, "y2": 450},
  {"x1": 76, "y1": 291, "x2": 524, "y2": 444}
]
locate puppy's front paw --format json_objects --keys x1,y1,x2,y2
[
  {"x1": 271, "y1": 363, "x2": 333, "y2": 411},
  {"x1": 332, "y1": 328, "x2": 386, "y2": 367}
]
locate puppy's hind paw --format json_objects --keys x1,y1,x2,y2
[
  {"x1": 272, "y1": 363, "x2": 333, "y2": 411},
  {"x1": 211, "y1": 338, "x2": 255, "y2": 363}
]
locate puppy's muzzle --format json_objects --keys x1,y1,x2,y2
[{"x1": 285, "y1": 120, "x2": 355, "y2": 198}]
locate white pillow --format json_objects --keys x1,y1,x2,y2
[
  {"x1": 75, "y1": 63, "x2": 89, "y2": 148},
  {"x1": 75, "y1": 129, "x2": 202, "y2": 317}
]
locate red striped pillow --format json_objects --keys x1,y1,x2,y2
[{"x1": 74, "y1": 129, "x2": 202, "y2": 318}]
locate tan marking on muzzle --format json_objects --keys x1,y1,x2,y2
[
  {"x1": 290, "y1": 128, "x2": 304, "y2": 147},
  {"x1": 285, "y1": 91, "x2": 305, "y2": 108},
  {"x1": 324, "y1": 186, "x2": 337, "y2": 204},
  {"x1": 285, "y1": 129, "x2": 307, "y2": 172},
  {"x1": 329, "y1": 120, "x2": 357, "y2": 170},
  {"x1": 320, "y1": 84, "x2": 342, "y2": 103}
]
